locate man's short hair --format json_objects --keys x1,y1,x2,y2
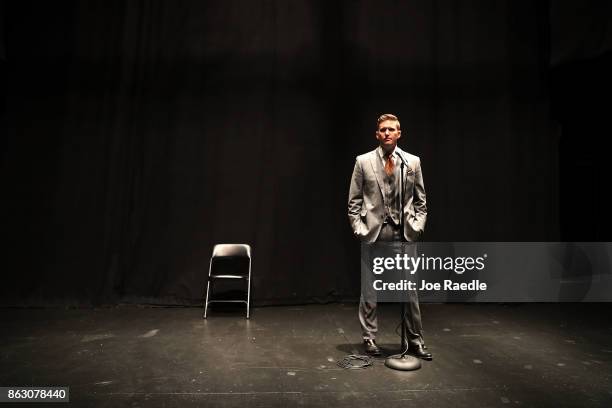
[{"x1": 377, "y1": 113, "x2": 400, "y2": 130}]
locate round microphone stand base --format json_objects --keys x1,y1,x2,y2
[{"x1": 384, "y1": 354, "x2": 422, "y2": 371}]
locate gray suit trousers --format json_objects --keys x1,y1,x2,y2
[{"x1": 359, "y1": 223, "x2": 424, "y2": 345}]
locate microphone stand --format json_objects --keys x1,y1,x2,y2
[{"x1": 384, "y1": 151, "x2": 421, "y2": 371}]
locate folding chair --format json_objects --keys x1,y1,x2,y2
[{"x1": 203, "y1": 244, "x2": 251, "y2": 319}]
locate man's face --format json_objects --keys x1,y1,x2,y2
[{"x1": 376, "y1": 120, "x2": 401, "y2": 150}]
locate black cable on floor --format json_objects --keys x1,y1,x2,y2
[{"x1": 336, "y1": 354, "x2": 373, "y2": 369}]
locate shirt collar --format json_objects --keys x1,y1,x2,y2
[{"x1": 377, "y1": 146, "x2": 397, "y2": 159}]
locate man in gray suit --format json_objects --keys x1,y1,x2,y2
[{"x1": 348, "y1": 113, "x2": 432, "y2": 360}]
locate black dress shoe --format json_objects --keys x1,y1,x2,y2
[
  {"x1": 402, "y1": 341, "x2": 428, "y2": 351},
  {"x1": 364, "y1": 339, "x2": 381, "y2": 355},
  {"x1": 409, "y1": 344, "x2": 433, "y2": 360}
]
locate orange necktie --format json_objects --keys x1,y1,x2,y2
[{"x1": 384, "y1": 154, "x2": 394, "y2": 176}]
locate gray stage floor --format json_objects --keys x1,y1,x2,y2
[{"x1": 1, "y1": 303, "x2": 611, "y2": 407}]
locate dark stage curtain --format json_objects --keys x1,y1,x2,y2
[
  {"x1": 2, "y1": 1, "x2": 558, "y2": 306},
  {"x1": 548, "y1": 0, "x2": 612, "y2": 241}
]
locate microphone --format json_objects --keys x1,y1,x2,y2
[{"x1": 396, "y1": 151, "x2": 408, "y2": 168}]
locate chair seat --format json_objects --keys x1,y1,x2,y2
[
  {"x1": 210, "y1": 274, "x2": 248, "y2": 279},
  {"x1": 212, "y1": 244, "x2": 251, "y2": 258}
]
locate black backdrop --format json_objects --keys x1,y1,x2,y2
[{"x1": 1, "y1": 1, "x2": 611, "y2": 306}]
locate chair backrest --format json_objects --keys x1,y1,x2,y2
[{"x1": 212, "y1": 244, "x2": 251, "y2": 259}]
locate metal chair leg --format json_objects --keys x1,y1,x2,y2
[
  {"x1": 203, "y1": 258, "x2": 213, "y2": 319},
  {"x1": 246, "y1": 258, "x2": 252, "y2": 319}
]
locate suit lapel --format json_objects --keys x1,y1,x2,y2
[
  {"x1": 395, "y1": 147, "x2": 412, "y2": 206},
  {"x1": 369, "y1": 149, "x2": 385, "y2": 203}
]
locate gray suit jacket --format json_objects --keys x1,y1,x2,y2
[{"x1": 348, "y1": 146, "x2": 427, "y2": 243}]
